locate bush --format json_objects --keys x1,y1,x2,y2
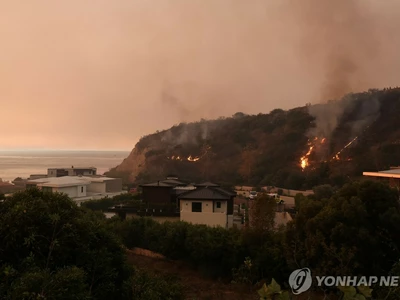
[
  {"x1": 82, "y1": 193, "x2": 142, "y2": 211},
  {"x1": 0, "y1": 188, "x2": 133, "y2": 299},
  {"x1": 107, "y1": 216, "x2": 288, "y2": 281},
  {"x1": 131, "y1": 268, "x2": 183, "y2": 300}
]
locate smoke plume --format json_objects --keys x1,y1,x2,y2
[
  {"x1": 288, "y1": 0, "x2": 385, "y2": 138},
  {"x1": 1, "y1": 1, "x2": 400, "y2": 150}
]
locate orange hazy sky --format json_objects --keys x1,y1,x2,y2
[{"x1": 1, "y1": 0, "x2": 400, "y2": 151}]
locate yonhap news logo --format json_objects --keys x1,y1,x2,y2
[
  {"x1": 288, "y1": 268, "x2": 312, "y2": 295},
  {"x1": 288, "y1": 267, "x2": 400, "y2": 295}
]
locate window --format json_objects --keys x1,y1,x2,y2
[
  {"x1": 192, "y1": 202, "x2": 202, "y2": 212},
  {"x1": 216, "y1": 202, "x2": 221, "y2": 208},
  {"x1": 81, "y1": 186, "x2": 84, "y2": 193}
]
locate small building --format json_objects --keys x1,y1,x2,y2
[
  {"x1": 0, "y1": 179, "x2": 22, "y2": 194},
  {"x1": 47, "y1": 167, "x2": 97, "y2": 178},
  {"x1": 12, "y1": 177, "x2": 28, "y2": 188},
  {"x1": 363, "y1": 167, "x2": 400, "y2": 188},
  {"x1": 178, "y1": 186, "x2": 236, "y2": 229}
]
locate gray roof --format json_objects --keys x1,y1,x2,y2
[
  {"x1": 213, "y1": 187, "x2": 237, "y2": 196},
  {"x1": 162, "y1": 179, "x2": 186, "y2": 185},
  {"x1": 140, "y1": 182, "x2": 174, "y2": 187},
  {"x1": 379, "y1": 169, "x2": 400, "y2": 174},
  {"x1": 140, "y1": 178, "x2": 187, "y2": 187},
  {"x1": 174, "y1": 189, "x2": 189, "y2": 195},
  {"x1": 194, "y1": 181, "x2": 220, "y2": 187},
  {"x1": 26, "y1": 176, "x2": 91, "y2": 187},
  {"x1": 178, "y1": 187, "x2": 234, "y2": 200}
]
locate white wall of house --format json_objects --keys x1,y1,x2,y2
[
  {"x1": 180, "y1": 200, "x2": 229, "y2": 228},
  {"x1": 87, "y1": 182, "x2": 106, "y2": 193},
  {"x1": 52, "y1": 185, "x2": 87, "y2": 198},
  {"x1": 52, "y1": 186, "x2": 78, "y2": 198}
]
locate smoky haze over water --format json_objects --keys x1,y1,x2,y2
[{"x1": 1, "y1": 0, "x2": 400, "y2": 150}]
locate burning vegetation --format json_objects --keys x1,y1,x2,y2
[
  {"x1": 332, "y1": 136, "x2": 359, "y2": 160},
  {"x1": 187, "y1": 156, "x2": 200, "y2": 162},
  {"x1": 300, "y1": 137, "x2": 326, "y2": 170},
  {"x1": 167, "y1": 145, "x2": 211, "y2": 163},
  {"x1": 300, "y1": 135, "x2": 359, "y2": 170}
]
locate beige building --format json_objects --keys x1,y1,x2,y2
[
  {"x1": 178, "y1": 186, "x2": 236, "y2": 229},
  {"x1": 26, "y1": 176, "x2": 124, "y2": 205}
]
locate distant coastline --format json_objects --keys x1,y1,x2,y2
[{"x1": 0, "y1": 150, "x2": 129, "y2": 182}]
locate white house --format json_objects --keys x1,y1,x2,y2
[
  {"x1": 178, "y1": 186, "x2": 236, "y2": 229},
  {"x1": 26, "y1": 176, "x2": 90, "y2": 198},
  {"x1": 26, "y1": 176, "x2": 124, "y2": 205}
]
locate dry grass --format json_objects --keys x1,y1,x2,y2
[
  {"x1": 127, "y1": 248, "x2": 259, "y2": 300},
  {"x1": 126, "y1": 248, "x2": 340, "y2": 300}
]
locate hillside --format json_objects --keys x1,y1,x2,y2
[{"x1": 106, "y1": 88, "x2": 400, "y2": 189}]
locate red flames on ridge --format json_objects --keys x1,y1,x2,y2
[{"x1": 300, "y1": 136, "x2": 358, "y2": 169}]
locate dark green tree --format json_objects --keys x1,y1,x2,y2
[
  {"x1": 250, "y1": 193, "x2": 277, "y2": 232},
  {"x1": 0, "y1": 188, "x2": 133, "y2": 299},
  {"x1": 313, "y1": 184, "x2": 335, "y2": 200},
  {"x1": 285, "y1": 181, "x2": 400, "y2": 277}
]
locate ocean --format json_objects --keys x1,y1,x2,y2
[{"x1": 0, "y1": 150, "x2": 130, "y2": 182}]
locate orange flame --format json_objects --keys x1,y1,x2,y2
[
  {"x1": 187, "y1": 155, "x2": 200, "y2": 162},
  {"x1": 168, "y1": 155, "x2": 201, "y2": 162},
  {"x1": 168, "y1": 155, "x2": 182, "y2": 161},
  {"x1": 332, "y1": 136, "x2": 358, "y2": 161},
  {"x1": 300, "y1": 145, "x2": 314, "y2": 170}
]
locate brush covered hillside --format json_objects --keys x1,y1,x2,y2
[{"x1": 107, "y1": 88, "x2": 400, "y2": 189}]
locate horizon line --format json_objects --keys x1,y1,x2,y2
[{"x1": 0, "y1": 148, "x2": 131, "y2": 152}]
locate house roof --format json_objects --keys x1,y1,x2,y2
[
  {"x1": 79, "y1": 176, "x2": 118, "y2": 183},
  {"x1": 26, "y1": 176, "x2": 92, "y2": 188},
  {"x1": 161, "y1": 179, "x2": 186, "y2": 185},
  {"x1": 140, "y1": 181, "x2": 174, "y2": 187},
  {"x1": 194, "y1": 181, "x2": 220, "y2": 187},
  {"x1": 174, "y1": 189, "x2": 189, "y2": 195},
  {"x1": 212, "y1": 187, "x2": 237, "y2": 196},
  {"x1": 178, "y1": 187, "x2": 234, "y2": 200},
  {"x1": 140, "y1": 178, "x2": 186, "y2": 187},
  {"x1": 48, "y1": 167, "x2": 97, "y2": 170},
  {"x1": 363, "y1": 169, "x2": 400, "y2": 179}
]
